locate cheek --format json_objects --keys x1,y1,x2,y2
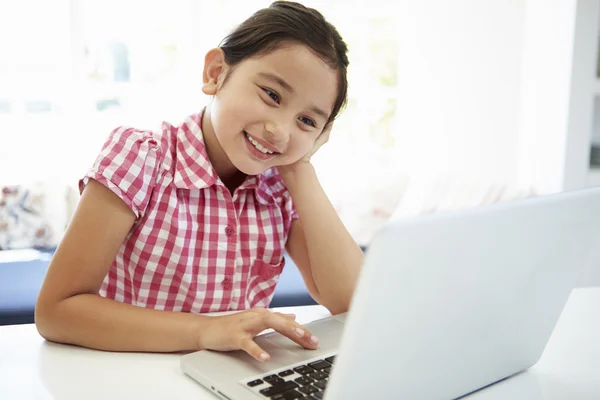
[
  {"x1": 214, "y1": 92, "x2": 263, "y2": 131},
  {"x1": 287, "y1": 133, "x2": 317, "y2": 158},
  {"x1": 211, "y1": 97, "x2": 242, "y2": 139}
]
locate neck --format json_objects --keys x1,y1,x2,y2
[{"x1": 201, "y1": 102, "x2": 246, "y2": 191}]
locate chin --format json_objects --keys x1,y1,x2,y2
[{"x1": 232, "y1": 159, "x2": 273, "y2": 176}]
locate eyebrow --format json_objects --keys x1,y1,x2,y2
[{"x1": 257, "y1": 72, "x2": 331, "y2": 121}]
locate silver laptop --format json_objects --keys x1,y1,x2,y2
[{"x1": 181, "y1": 187, "x2": 600, "y2": 399}]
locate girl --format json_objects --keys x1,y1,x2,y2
[{"x1": 35, "y1": 1, "x2": 363, "y2": 363}]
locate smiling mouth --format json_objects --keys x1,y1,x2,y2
[{"x1": 244, "y1": 131, "x2": 281, "y2": 155}]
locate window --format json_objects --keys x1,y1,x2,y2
[{"x1": 0, "y1": 0, "x2": 401, "y2": 243}]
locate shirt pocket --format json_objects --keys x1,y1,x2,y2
[
  {"x1": 246, "y1": 257, "x2": 286, "y2": 308},
  {"x1": 251, "y1": 257, "x2": 285, "y2": 280}
]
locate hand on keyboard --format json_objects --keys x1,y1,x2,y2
[{"x1": 198, "y1": 308, "x2": 320, "y2": 362}]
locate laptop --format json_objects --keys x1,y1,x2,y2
[{"x1": 181, "y1": 187, "x2": 600, "y2": 399}]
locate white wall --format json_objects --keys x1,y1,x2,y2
[
  {"x1": 563, "y1": 0, "x2": 600, "y2": 192},
  {"x1": 517, "y1": 0, "x2": 599, "y2": 194},
  {"x1": 391, "y1": 0, "x2": 600, "y2": 286},
  {"x1": 393, "y1": 0, "x2": 526, "y2": 186},
  {"x1": 519, "y1": 0, "x2": 600, "y2": 286},
  {"x1": 392, "y1": 0, "x2": 598, "y2": 194},
  {"x1": 517, "y1": 0, "x2": 578, "y2": 195}
]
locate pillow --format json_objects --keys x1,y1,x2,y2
[{"x1": 0, "y1": 183, "x2": 75, "y2": 250}]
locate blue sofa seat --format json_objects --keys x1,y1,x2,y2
[
  {"x1": 0, "y1": 249, "x2": 316, "y2": 325},
  {"x1": 0, "y1": 248, "x2": 54, "y2": 325},
  {"x1": 271, "y1": 253, "x2": 318, "y2": 308}
]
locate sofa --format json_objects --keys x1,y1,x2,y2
[
  {"x1": 0, "y1": 183, "x2": 322, "y2": 325},
  {"x1": 0, "y1": 248, "x2": 55, "y2": 325}
]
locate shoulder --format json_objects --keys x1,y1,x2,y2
[
  {"x1": 101, "y1": 125, "x2": 167, "y2": 162},
  {"x1": 81, "y1": 121, "x2": 176, "y2": 217},
  {"x1": 99, "y1": 120, "x2": 186, "y2": 176}
]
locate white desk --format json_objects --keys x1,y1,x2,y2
[{"x1": 0, "y1": 288, "x2": 598, "y2": 400}]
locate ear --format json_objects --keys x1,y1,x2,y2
[{"x1": 202, "y1": 48, "x2": 227, "y2": 96}]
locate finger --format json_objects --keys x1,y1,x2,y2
[
  {"x1": 274, "y1": 312, "x2": 297, "y2": 320},
  {"x1": 240, "y1": 338, "x2": 270, "y2": 363},
  {"x1": 309, "y1": 133, "x2": 329, "y2": 158},
  {"x1": 265, "y1": 313, "x2": 319, "y2": 350},
  {"x1": 315, "y1": 131, "x2": 330, "y2": 148},
  {"x1": 320, "y1": 124, "x2": 332, "y2": 139}
]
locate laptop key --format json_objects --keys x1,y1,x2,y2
[
  {"x1": 308, "y1": 360, "x2": 331, "y2": 370},
  {"x1": 270, "y1": 393, "x2": 295, "y2": 400},
  {"x1": 247, "y1": 379, "x2": 264, "y2": 387},
  {"x1": 264, "y1": 375, "x2": 284, "y2": 385},
  {"x1": 259, "y1": 381, "x2": 299, "y2": 397},
  {"x1": 308, "y1": 371, "x2": 328, "y2": 381},
  {"x1": 293, "y1": 365, "x2": 314, "y2": 375},
  {"x1": 313, "y1": 392, "x2": 325, "y2": 400},
  {"x1": 313, "y1": 380, "x2": 327, "y2": 390},
  {"x1": 270, "y1": 390, "x2": 304, "y2": 400},
  {"x1": 323, "y1": 367, "x2": 331, "y2": 375},
  {"x1": 279, "y1": 389, "x2": 304, "y2": 399},
  {"x1": 324, "y1": 356, "x2": 335, "y2": 364},
  {"x1": 298, "y1": 384, "x2": 318, "y2": 394},
  {"x1": 278, "y1": 370, "x2": 294, "y2": 377},
  {"x1": 294, "y1": 376, "x2": 314, "y2": 386}
]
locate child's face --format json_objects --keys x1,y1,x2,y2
[{"x1": 203, "y1": 43, "x2": 338, "y2": 176}]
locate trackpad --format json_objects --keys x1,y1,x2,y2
[{"x1": 257, "y1": 317, "x2": 345, "y2": 362}]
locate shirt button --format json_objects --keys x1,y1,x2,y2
[
  {"x1": 222, "y1": 277, "x2": 233, "y2": 291},
  {"x1": 225, "y1": 226, "x2": 234, "y2": 237}
]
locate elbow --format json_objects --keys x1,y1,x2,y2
[
  {"x1": 324, "y1": 293, "x2": 354, "y2": 316},
  {"x1": 309, "y1": 290, "x2": 345, "y2": 315},
  {"x1": 34, "y1": 296, "x2": 60, "y2": 342},
  {"x1": 327, "y1": 279, "x2": 359, "y2": 315},
  {"x1": 327, "y1": 300, "x2": 351, "y2": 316},
  {"x1": 327, "y1": 305, "x2": 348, "y2": 316},
  {"x1": 312, "y1": 281, "x2": 357, "y2": 316},
  {"x1": 34, "y1": 298, "x2": 52, "y2": 340}
]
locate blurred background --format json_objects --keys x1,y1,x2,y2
[{"x1": 1, "y1": 0, "x2": 600, "y2": 308}]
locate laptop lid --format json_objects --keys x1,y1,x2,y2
[{"x1": 325, "y1": 187, "x2": 600, "y2": 399}]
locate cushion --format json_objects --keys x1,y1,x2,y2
[{"x1": 0, "y1": 248, "x2": 53, "y2": 325}]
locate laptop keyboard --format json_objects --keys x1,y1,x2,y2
[{"x1": 245, "y1": 355, "x2": 336, "y2": 399}]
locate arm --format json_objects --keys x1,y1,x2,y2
[
  {"x1": 280, "y1": 162, "x2": 363, "y2": 315},
  {"x1": 35, "y1": 179, "x2": 203, "y2": 352},
  {"x1": 35, "y1": 180, "x2": 318, "y2": 357}
]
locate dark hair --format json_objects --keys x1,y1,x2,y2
[{"x1": 219, "y1": 1, "x2": 349, "y2": 127}]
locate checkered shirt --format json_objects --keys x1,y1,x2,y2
[{"x1": 79, "y1": 111, "x2": 299, "y2": 313}]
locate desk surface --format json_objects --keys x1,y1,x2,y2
[{"x1": 0, "y1": 288, "x2": 599, "y2": 400}]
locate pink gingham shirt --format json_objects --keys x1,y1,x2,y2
[{"x1": 79, "y1": 111, "x2": 299, "y2": 313}]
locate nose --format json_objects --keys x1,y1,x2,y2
[{"x1": 264, "y1": 117, "x2": 290, "y2": 144}]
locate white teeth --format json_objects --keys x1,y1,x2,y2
[{"x1": 245, "y1": 132, "x2": 274, "y2": 155}]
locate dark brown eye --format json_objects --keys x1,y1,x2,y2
[
  {"x1": 299, "y1": 116, "x2": 316, "y2": 127},
  {"x1": 262, "y1": 88, "x2": 280, "y2": 104}
]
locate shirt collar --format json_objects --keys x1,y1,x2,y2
[
  {"x1": 173, "y1": 111, "x2": 218, "y2": 190},
  {"x1": 172, "y1": 111, "x2": 275, "y2": 206}
]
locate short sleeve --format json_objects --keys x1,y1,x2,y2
[{"x1": 79, "y1": 126, "x2": 162, "y2": 218}]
